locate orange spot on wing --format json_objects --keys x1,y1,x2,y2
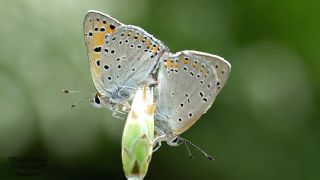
[
  {"x1": 164, "y1": 59, "x2": 178, "y2": 69},
  {"x1": 93, "y1": 23, "x2": 115, "y2": 46},
  {"x1": 106, "y1": 27, "x2": 115, "y2": 34},
  {"x1": 94, "y1": 33, "x2": 105, "y2": 45},
  {"x1": 146, "y1": 40, "x2": 160, "y2": 52},
  {"x1": 192, "y1": 62, "x2": 197, "y2": 68},
  {"x1": 145, "y1": 39, "x2": 152, "y2": 45},
  {"x1": 147, "y1": 44, "x2": 160, "y2": 53}
]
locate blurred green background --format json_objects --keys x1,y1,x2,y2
[{"x1": 1, "y1": 0, "x2": 319, "y2": 179}]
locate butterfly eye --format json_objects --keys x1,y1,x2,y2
[
  {"x1": 90, "y1": 94, "x2": 103, "y2": 108},
  {"x1": 94, "y1": 96, "x2": 101, "y2": 104},
  {"x1": 172, "y1": 138, "x2": 178, "y2": 143}
]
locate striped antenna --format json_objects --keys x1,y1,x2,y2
[
  {"x1": 179, "y1": 137, "x2": 214, "y2": 161},
  {"x1": 62, "y1": 89, "x2": 92, "y2": 108}
]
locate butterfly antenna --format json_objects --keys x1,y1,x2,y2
[
  {"x1": 62, "y1": 89, "x2": 91, "y2": 108},
  {"x1": 179, "y1": 137, "x2": 214, "y2": 161},
  {"x1": 62, "y1": 89, "x2": 91, "y2": 94},
  {"x1": 179, "y1": 137, "x2": 194, "y2": 159}
]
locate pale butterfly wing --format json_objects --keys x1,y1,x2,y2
[
  {"x1": 156, "y1": 50, "x2": 231, "y2": 135},
  {"x1": 84, "y1": 11, "x2": 167, "y2": 107},
  {"x1": 83, "y1": 10, "x2": 123, "y2": 96},
  {"x1": 99, "y1": 25, "x2": 166, "y2": 100}
]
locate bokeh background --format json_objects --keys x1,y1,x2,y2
[{"x1": 1, "y1": 0, "x2": 319, "y2": 179}]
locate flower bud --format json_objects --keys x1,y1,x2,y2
[{"x1": 122, "y1": 86, "x2": 155, "y2": 180}]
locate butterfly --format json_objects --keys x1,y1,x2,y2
[
  {"x1": 153, "y1": 51, "x2": 231, "y2": 152},
  {"x1": 83, "y1": 10, "x2": 167, "y2": 117}
]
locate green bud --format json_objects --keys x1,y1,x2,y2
[{"x1": 122, "y1": 86, "x2": 155, "y2": 180}]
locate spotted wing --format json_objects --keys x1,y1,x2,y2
[
  {"x1": 83, "y1": 10, "x2": 123, "y2": 95},
  {"x1": 98, "y1": 25, "x2": 166, "y2": 96},
  {"x1": 156, "y1": 50, "x2": 231, "y2": 135}
]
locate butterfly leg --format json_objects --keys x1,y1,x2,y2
[
  {"x1": 152, "y1": 128, "x2": 166, "y2": 152},
  {"x1": 153, "y1": 141, "x2": 162, "y2": 152},
  {"x1": 111, "y1": 102, "x2": 127, "y2": 116},
  {"x1": 115, "y1": 109, "x2": 126, "y2": 114},
  {"x1": 153, "y1": 131, "x2": 166, "y2": 144},
  {"x1": 110, "y1": 105, "x2": 125, "y2": 119},
  {"x1": 112, "y1": 111, "x2": 124, "y2": 119},
  {"x1": 119, "y1": 99, "x2": 131, "y2": 113}
]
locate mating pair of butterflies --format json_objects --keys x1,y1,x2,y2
[{"x1": 83, "y1": 10, "x2": 231, "y2": 148}]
